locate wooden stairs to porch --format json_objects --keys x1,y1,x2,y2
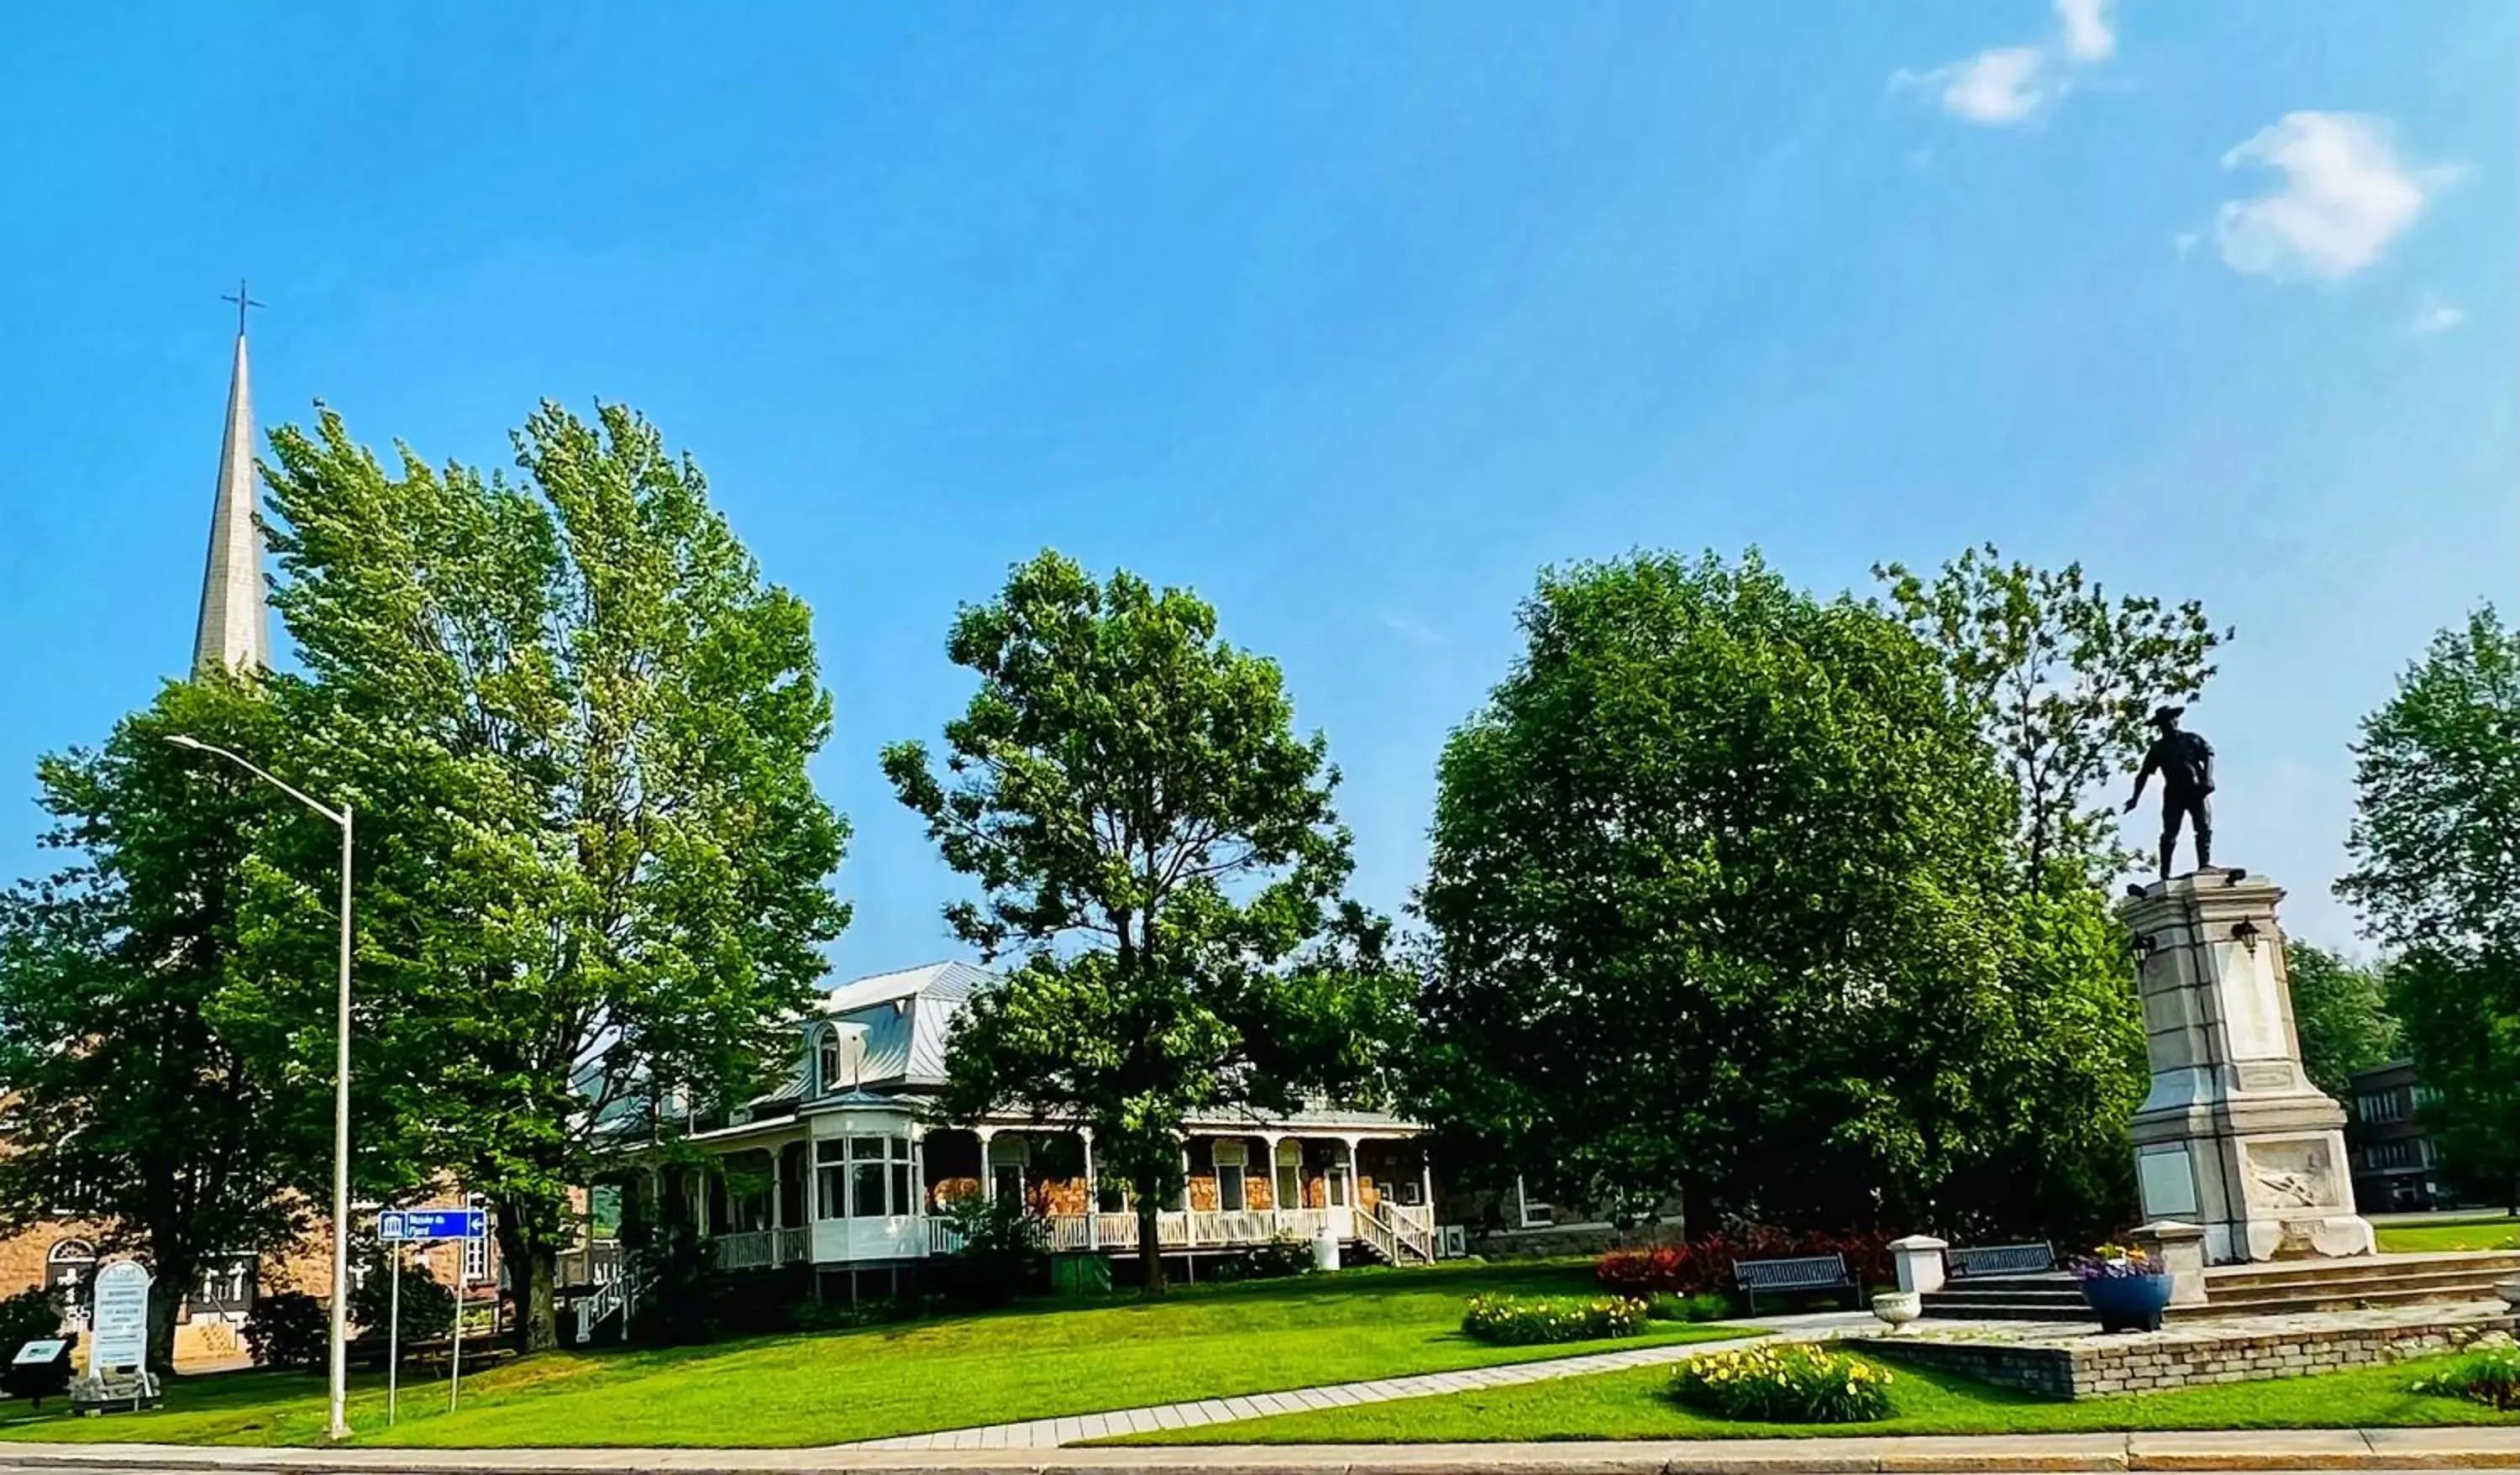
[{"x1": 1919, "y1": 1250, "x2": 2520, "y2": 1323}]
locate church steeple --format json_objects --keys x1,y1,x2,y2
[{"x1": 192, "y1": 282, "x2": 268, "y2": 678}]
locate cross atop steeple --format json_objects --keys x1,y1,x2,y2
[
  {"x1": 219, "y1": 279, "x2": 264, "y2": 339},
  {"x1": 192, "y1": 282, "x2": 270, "y2": 677}
]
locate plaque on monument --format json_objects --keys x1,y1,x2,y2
[
  {"x1": 2119, "y1": 869, "x2": 2376, "y2": 1265},
  {"x1": 86, "y1": 1260, "x2": 148, "y2": 1372}
]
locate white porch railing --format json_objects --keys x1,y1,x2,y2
[
  {"x1": 849, "y1": 1205, "x2": 1382, "y2": 1262},
  {"x1": 712, "y1": 1227, "x2": 811, "y2": 1271},
  {"x1": 1359, "y1": 1200, "x2": 1436, "y2": 1264}
]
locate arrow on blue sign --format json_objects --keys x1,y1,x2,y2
[{"x1": 378, "y1": 1207, "x2": 486, "y2": 1241}]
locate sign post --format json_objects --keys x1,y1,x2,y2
[
  {"x1": 376, "y1": 1207, "x2": 488, "y2": 1415},
  {"x1": 386, "y1": 1248, "x2": 402, "y2": 1425}
]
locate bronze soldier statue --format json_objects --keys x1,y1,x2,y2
[{"x1": 2125, "y1": 706, "x2": 2214, "y2": 879}]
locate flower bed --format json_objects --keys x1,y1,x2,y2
[
  {"x1": 1668, "y1": 1342, "x2": 1895, "y2": 1424},
  {"x1": 1460, "y1": 1293, "x2": 1648, "y2": 1346},
  {"x1": 2411, "y1": 1342, "x2": 2520, "y2": 1410},
  {"x1": 1599, "y1": 1227, "x2": 1893, "y2": 1298}
]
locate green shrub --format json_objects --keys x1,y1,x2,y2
[
  {"x1": 1460, "y1": 1292, "x2": 1646, "y2": 1346},
  {"x1": 933, "y1": 1190, "x2": 1050, "y2": 1309},
  {"x1": 349, "y1": 1247, "x2": 455, "y2": 1345},
  {"x1": 244, "y1": 1291, "x2": 328, "y2": 1368},
  {"x1": 2411, "y1": 1346, "x2": 2520, "y2": 1410},
  {"x1": 1248, "y1": 1235, "x2": 1315, "y2": 1279},
  {"x1": 623, "y1": 1219, "x2": 721, "y2": 1346},
  {"x1": 1669, "y1": 1342, "x2": 1894, "y2": 1424},
  {"x1": 1646, "y1": 1290, "x2": 1733, "y2": 1323},
  {"x1": 0, "y1": 1287, "x2": 63, "y2": 1356}
]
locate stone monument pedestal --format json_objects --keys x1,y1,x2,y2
[{"x1": 2120, "y1": 869, "x2": 2375, "y2": 1266}]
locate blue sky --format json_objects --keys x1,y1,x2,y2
[{"x1": 1, "y1": 2, "x2": 2510, "y2": 969}]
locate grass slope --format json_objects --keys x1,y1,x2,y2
[
  {"x1": 1105, "y1": 1354, "x2": 2520, "y2": 1444},
  {"x1": 0, "y1": 1262, "x2": 1743, "y2": 1448},
  {"x1": 2375, "y1": 1215, "x2": 2520, "y2": 1254}
]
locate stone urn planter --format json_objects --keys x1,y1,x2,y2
[
  {"x1": 2078, "y1": 1273, "x2": 2173, "y2": 1334},
  {"x1": 1870, "y1": 1290, "x2": 1922, "y2": 1332}
]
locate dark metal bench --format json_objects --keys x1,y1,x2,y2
[
  {"x1": 1730, "y1": 1253, "x2": 1862, "y2": 1315},
  {"x1": 1946, "y1": 1241, "x2": 2055, "y2": 1279}
]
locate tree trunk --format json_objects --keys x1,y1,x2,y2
[
  {"x1": 143, "y1": 1270, "x2": 189, "y2": 1375},
  {"x1": 1135, "y1": 1175, "x2": 1165, "y2": 1299},
  {"x1": 493, "y1": 1207, "x2": 560, "y2": 1354}
]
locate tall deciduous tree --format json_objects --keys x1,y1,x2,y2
[
  {"x1": 882, "y1": 551, "x2": 1411, "y2": 1295},
  {"x1": 2284, "y1": 943, "x2": 2400, "y2": 1100},
  {"x1": 2339, "y1": 606, "x2": 2520, "y2": 1206},
  {"x1": 1414, "y1": 550, "x2": 2105, "y2": 1231},
  {"x1": 259, "y1": 402, "x2": 849, "y2": 1350},
  {"x1": 1873, "y1": 546, "x2": 2230, "y2": 885},
  {"x1": 0, "y1": 675, "x2": 314, "y2": 1368}
]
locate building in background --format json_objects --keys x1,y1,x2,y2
[{"x1": 2344, "y1": 1058, "x2": 2458, "y2": 1213}]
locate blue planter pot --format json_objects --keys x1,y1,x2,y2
[{"x1": 2079, "y1": 1273, "x2": 2172, "y2": 1332}]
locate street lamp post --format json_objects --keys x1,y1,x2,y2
[{"x1": 167, "y1": 735, "x2": 354, "y2": 1441}]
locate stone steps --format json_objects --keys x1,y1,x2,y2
[{"x1": 1919, "y1": 1252, "x2": 2520, "y2": 1323}]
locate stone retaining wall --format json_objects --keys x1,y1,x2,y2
[{"x1": 1848, "y1": 1309, "x2": 2517, "y2": 1399}]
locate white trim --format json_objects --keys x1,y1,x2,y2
[{"x1": 1515, "y1": 1174, "x2": 1553, "y2": 1228}]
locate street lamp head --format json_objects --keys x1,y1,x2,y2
[{"x1": 165, "y1": 734, "x2": 207, "y2": 752}]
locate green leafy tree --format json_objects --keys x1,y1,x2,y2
[
  {"x1": 1874, "y1": 545, "x2": 2230, "y2": 885},
  {"x1": 882, "y1": 550, "x2": 1413, "y2": 1295},
  {"x1": 2339, "y1": 607, "x2": 2520, "y2": 1206},
  {"x1": 2386, "y1": 946, "x2": 2520, "y2": 1210},
  {"x1": 257, "y1": 401, "x2": 850, "y2": 1351},
  {"x1": 2284, "y1": 943, "x2": 2400, "y2": 1100},
  {"x1": 0, "y1": 675, "x2": 315, "y2": 1369},
  {"x1": 1415, "y1": 550, "x2": 2085, "y2": 1231}
]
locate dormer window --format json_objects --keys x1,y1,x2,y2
[
  {"x1": 813, "y1": 1024, "x2": 868, "y2": 1095},
  {"x1": 816, "y1": 1030, "x2": 843, "y2": 1096}
]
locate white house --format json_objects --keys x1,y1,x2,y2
[{"x1": 592, "y1": 963, "x2": 1441, "y2": 1304}]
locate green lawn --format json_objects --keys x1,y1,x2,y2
[
  {"x1": 2375, "y1": 1214, "x2": 2520, "y2": 1254},
  {"x1": 0, "y1": 1262, "x2": 1746, "y2": 1448},
  {"x1": 1105, "y1": 1354, "x2": 2520, "y2": 1444}
]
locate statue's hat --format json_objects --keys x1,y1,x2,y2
[{"x1": 2149, "y1": 705, "x2": 2185, "y2": 727}]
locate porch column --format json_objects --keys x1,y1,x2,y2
[
  {"x1": 1339, "y1": 1134, "x2": 1363, "y2": 1208},
  {"x1": 1262, "y1": 1132, "x2": 1285, "y2": 1230},
  {"x1": 1420, "y1": 1148, "x2": 1435, "y2": 1216},
  {"x1": 975, "y1": 1126, "x2": 997, "y2": 1205},
  {"x1": 1080, "y1": 1127, "x2": 1099, "y2": 1252},
  {"x1": 769, "y1": 1148, "x2": 785, "y2": 1233},
  {"x1": 1180, "y1": 1140, "x2": 1195, "y2": 1247},
  {"x1": 910, "y1": 1126, "x2": 927, "y2": 1217}
]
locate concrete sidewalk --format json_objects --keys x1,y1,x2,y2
[{"x1": 0, "y1": 1428, "x2": 2515, "y2": 1472}]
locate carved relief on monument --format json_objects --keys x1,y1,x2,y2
[{"x1": 2242, "y1": 1138, "x2": 2343, "y2": 1213}]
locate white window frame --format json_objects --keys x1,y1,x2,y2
[
  {"x1": 1515, "y1": 1174, "x2": 1553, "y2": 1228},
  {"x1": 1212, "y1": 1140, "x2": 1247, "y2": 1213},
  {"x1": 463, "y1": 1195, "x2": 490, "y2": 1282}
]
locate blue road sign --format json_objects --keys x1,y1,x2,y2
[{"x1": 377, "y1": 1208, "x2": 487, "y2": 1242}]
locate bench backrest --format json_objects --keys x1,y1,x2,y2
[
  {"x1": 1947, "y1": 1241, "x2": 2055, "y2": 1278},
  {"x1": 1730, "y1": 1253, "x2": 1850, "y2": 1290}
]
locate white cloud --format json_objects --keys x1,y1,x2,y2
[
  {"x1": 1893, "y1": 47, "x2": 2055, "y2": 125},
  {"x1": 1893, "y1": 3, "x2": 2113, "y2": 127},
  {"x1": 2213, "y1": 113, "x2": 2449, "y2": 281},
  {"x1": 2407, "y1": 292, "x2": 2466, "y2": 335},
  {"x1": 1378, "y1": 612, "x2": 1446, "y2": 648},
  {"x1": 2056, "y1": 0, "x2": 2116, "y2": 63}
]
